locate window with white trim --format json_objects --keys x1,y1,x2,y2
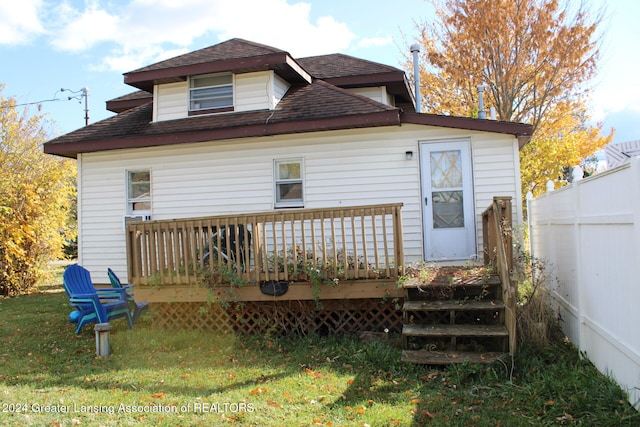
[
  {"x1": 274, "y1": 159, "x2": 304, "y2": 208},
  {"x1": 127, "y1": 170, "x2": 151, "y2": 215},
  {"x1": 189, "y1": 73, "x2": 233, "y2": 114}
]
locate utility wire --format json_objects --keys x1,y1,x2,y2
[
  {"x1": 1, "y1": 89, "x2": 85, "y2": 109},
  {"x1": 1, "y1": 88, "x2": 89, "y2": 125}
]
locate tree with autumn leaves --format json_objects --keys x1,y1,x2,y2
[
  {"x1": 409, "y1": 0, "x2": 612, "y2": 197},
  {"x1": 0, "y1": 85, "x2": 76, "y2": 296}
]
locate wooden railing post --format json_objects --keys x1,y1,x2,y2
[
  {"x1": 482, "y1": 196, "x2": 517, "y2": 355},
  {"x1": 125, "y1": 225, "x2": 134, "y2": 283},
  {"x1": 394, "y1": 204, "x2": 404, "y2": 277}
]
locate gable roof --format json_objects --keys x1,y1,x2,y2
[{"x1": 44, "y1": 38, "x2": 533, "y2": 159}]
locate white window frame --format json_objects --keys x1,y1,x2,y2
[
  {"x1": 189, "y1": 73, "x2": 233, "y2": 114},
  {"x1": 126, "y1": 169, "x2": 152, "y2": 216},
  {"x1": 274, "y1": 159, "x2": 304, "y2": 208}
]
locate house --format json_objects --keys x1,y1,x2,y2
[
  {"x1": 605, "y1": 139, "x2": 640, "y2": 168},
  {"x1": 44, "y1": 39, "x2": 531, "y2": 341}
]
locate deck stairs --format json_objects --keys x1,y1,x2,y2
[{"x1": 401, "y1": 268, "x2": 509, "y2": 365}]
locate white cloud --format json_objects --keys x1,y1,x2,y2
[
  {"x1": 50, "y1": 2, "x2": 121, "y2": 52},
  {"x1": 97, "y1": 47, "x2": 189, "y2": 73},
  {"x1": 45, "y1": 0, "x2": 356, "y2": 72},
  {"x1": 589, "y1": 82, "x2": 640, "y2": 122},
  {"x1": 0, "y1": 0, "x2": 45, "y2": 44}
]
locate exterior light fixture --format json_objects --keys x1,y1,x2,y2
[{"x1": 405, "y1": 151, "x2": 414, "y2": 160}]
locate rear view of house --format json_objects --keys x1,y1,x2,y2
[{"x1": 45, "y1": 39, "x2": 530, "y2": 354}]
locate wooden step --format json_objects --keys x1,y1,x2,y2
[
  {"x1": 402, "y1": 275, "x2": 500, "y2": 289},
  {"x1": 403, "y1": 300, "x2": 504, "y2": 312},
  {"x1": 402, "y1": 324, "x2": 508, "y2": 338},
  {"x1": 401, "y1": 349, "x2": 505, "y2": 365}
]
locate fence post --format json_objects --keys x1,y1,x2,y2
[{"x1": 573, "y1": 173, "x2": 585, "y2": 349}]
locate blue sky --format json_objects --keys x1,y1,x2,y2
[{"x1": 1, "y1": 0, "x2": 638, "y2": 144}]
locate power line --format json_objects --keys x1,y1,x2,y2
[{"x1": 1, "y1": 87, "x2": 89, "y2": 126}]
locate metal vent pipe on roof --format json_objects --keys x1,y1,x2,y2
[
  {"x1": 410, "y1": 43, "x2": 422, "y2": 113},
  {"x1": 477, "y1": 85, "x2": 486, "y2": 119}
]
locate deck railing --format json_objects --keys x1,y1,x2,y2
[
  {"x1": 482, "y1": 196, "x2": 517, "y2": 355},
  {"x1": 126, "y1": 203, "x2": 404, "y2": 287}
]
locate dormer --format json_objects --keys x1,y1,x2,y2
[
  {"x1": 122, "y1": 39, "x2": 312, "y2": 122},
  {"x1": 149, "y1": 69, "x2": 293, "y2": 121},
  {"x1": 106, "y1": 39, "x2": 416, "y2": 119},
  {"x1": 296, "y1": 54, "x2": 415, "y2": 112}
]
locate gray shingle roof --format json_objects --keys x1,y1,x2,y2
[
  {"x1": 44, "y1": 81, "x2": 402, "y2": 158},
  {"x1": 44, "y1": 38, "x2": 532, "y2": 159},
  {"x1": 127, "y1": 39, "x2": 287, "y2": 74}
]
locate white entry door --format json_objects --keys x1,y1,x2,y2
[{"x1": 420, "y1": 140, "x2": 476, "y2": 260}]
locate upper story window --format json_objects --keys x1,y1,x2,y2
[
  {"x1": 274, "y1": 159, "x2": 304, "y2": 208},
  {"x1": 127, "y1": 170, "x2": 151, "y2": 215},
  {"x1": 189, "y1": 73, "x2": 233, "y2": 115}
]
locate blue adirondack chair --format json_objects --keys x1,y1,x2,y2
[
  {"x1": 63, "y1": 265, "x2": 133, "y2": 334},
  {"x1": 107, "y1": 268, "x2": 149, "y2": 323}
]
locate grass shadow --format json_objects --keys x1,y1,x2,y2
[{"x1": 1, "y1": 290, "x2": 638, "y2": 426}]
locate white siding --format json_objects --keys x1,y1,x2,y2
[
  {"x1": 235, "y1": 71, "x2": 272, "y2": 112},
  {"x1": 347, "y1": 86, "x2": 392, "y2": 105},
  {"x1": 273, "y1": 73, "x2": 289, "y2": 107},
  {"x1": 154, "y1": 82, "x2": 188, "y2": 121},
  {"x1": 153, "y1": 71, "x2": 290, "y2": 121},
  {"x1": 78, "y1": 124, "x2": 522, "y2": 282},
  {"x1": 471, "y1": 135, "x2": 523, "y2": 256}
]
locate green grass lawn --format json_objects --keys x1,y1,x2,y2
[{"x1": 0, "y1": 284, "x2": 637, "y2": 426}]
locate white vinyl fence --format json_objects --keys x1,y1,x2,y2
[{"x1": 528, "y1": 157, "x2": 640, "y2": 410}]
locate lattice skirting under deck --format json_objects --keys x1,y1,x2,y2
[{"x1": 149, "y1": 299, "x2": 403, "y2": 335}]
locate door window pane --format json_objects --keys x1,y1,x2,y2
[
  {"x1": 432, "y1": 190, "x2": 464, "y2": 228},
  {"x1": 429, "y1": 149, "x2": 464, "y2": 229},
  {"x1": 430, "y1": 150, "x2": 462, "y2": 188}
]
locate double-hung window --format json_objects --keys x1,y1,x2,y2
[
  {"x1": 189, "y1": 73, "x2": 233, "y2": 114},
  {"x1": 127, "y1": 170, "x2": 151, "y2": 216},
  {"x1": 274, "y1": 159, "x2": 304, "y2": 208}
]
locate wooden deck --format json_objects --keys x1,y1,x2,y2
[
  {"x1": 127, "y1": 203, "x2": 404, "y2": 303},
  {"x1": 137, "y1": 278, "x2": 403, "y2": 303},
  {"x1": 124, "y1": 198, "x2": 518, "y2": 362}
]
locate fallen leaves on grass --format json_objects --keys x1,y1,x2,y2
[
  {"x1": 557, "y1": 413, "x2": 575, "y2": 423},
  {"x1": 305, "y1": 368, "x2": 323, "y2": 379},
  {"x1": 249, "y1": 386, "x2": 268, "y2": 395}
]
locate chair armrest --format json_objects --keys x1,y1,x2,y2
[
  {"x1": 69, "y1": 293, "x2": 100, "y2": 301},
  {"x1": 96, "y1": 287, "x2": 128, "y2": 299},
  {"x1": 96, "y1": 288, "x2": 127, "y2": 297}
]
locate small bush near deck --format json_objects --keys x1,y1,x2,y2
[{"x1": 0, "y1": 283, "x2": 637, "y2": 426}]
